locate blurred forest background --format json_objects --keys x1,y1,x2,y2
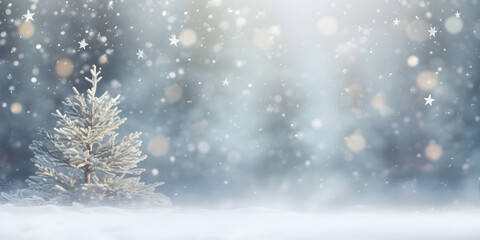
[{"x1": 1, "y1": 0, "x2": 480, "y2": 208}]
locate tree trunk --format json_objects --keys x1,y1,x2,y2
[
  {"x1": 85, "y1": 170, "x2": 91, "y2": 184},
  {"x1": 85, "y1": 143, "x2": 93, "y2": 184}
]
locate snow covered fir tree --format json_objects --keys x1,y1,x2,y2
[{"x1": 1, "y1": 65, "x2": 170, "y2": 206}]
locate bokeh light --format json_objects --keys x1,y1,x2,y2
[
  {"x1": 197, "y1": 141, "x2": 210, "y2": 154},
  {"x1": 311, "y1": 119, "x2": 323, "y2": 129},
  {"x1": 406, "y1": 19, "x2": 429, "y2": 42},
  {"x1": 371, "y1": 93, "x2": 390, "y2": 116},
  {"x1": 425, "y1": 141, "x2": 443, "y2": 161},
  {"x1": 416, "y1": 70, "x2": 438, "y2": 91},
  {"x1": 10, "y1": 102, "x2": 22, "y2": 114},
  {"x1": 148, "y1": 136, "x2": 169, "y2": 157},
  {"x1": 445, "y1": 16, "x2": 463, "y2": 34},
  {"x1": 345, "y1": 132, "x2": 366, "y2": 152},
  {"x1": 179, "y1": 29, "x2": 197, "y2": 47},
  {"x1": 407, "y1": 55, "x2": 419, "y2": 67},
  {"x1": 98, "y1": 54, "x2": 108, "y2": 65},
  {"x1": 18, "y1": 22, "x2": 34, "y2": 39},
  {"x1": 55, "y1": 58, "x2": 74, "y2": 78},
  {"x1": 165, "y1": 85, "x2": 183, "y2": 103}
]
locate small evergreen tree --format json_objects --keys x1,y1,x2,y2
[{"x1": 3, "y1": 65, "x2": 170, "y2": 205}]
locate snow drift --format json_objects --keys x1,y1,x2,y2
[{"x1": 1, "y1": 204, "x2": 480, "y2": 240}]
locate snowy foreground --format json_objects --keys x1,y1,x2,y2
[{"x1": 1, "y1": 204, "x2": 480, "y2": 240}]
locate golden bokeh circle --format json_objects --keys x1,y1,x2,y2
[
  {"x1": 416, "y1": 71, "x2": 438, "y2": 91},
  {"x1": 407, "y1": 55, "x2": 419, "y2": 67},
  {"x1": 425, "y1": 142, "x2": 442, "y2": 161},
  {"x1": 55, "y1": 58, "x2": 74, "y2": 78},
  {"x1": 345, "y1": 132, "x2": 366, "y2": 152},
  {"x1": 98, "y1": 54, "x2": 108, "y2": 65},
  {"x1": 10, "y1": 102, "x2": 22, "y2": 114},
  {"x1": 18, "y1": 22, "x2": 35, "y2": 39}
]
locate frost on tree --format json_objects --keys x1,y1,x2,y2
[{"x1": 2, "y1": 65, "x2": 170, "y2": 206}]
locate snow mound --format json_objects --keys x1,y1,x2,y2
[{"x1": 1, "y1": 205, "x2": 480, "y2": 239}]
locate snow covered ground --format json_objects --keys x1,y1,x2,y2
[{"x1": 1, "y1": 204, "x2": 480, "y2": 239}]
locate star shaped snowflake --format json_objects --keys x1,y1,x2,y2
[
  {"x1": 169, "y1": 35, "x2": 180, "y2": 46},
  {"x1": 428, "y1": 26, "x2": 437, "y2": 38},
  {"x1": 78, "y1": 39, "x2": 88, "y2": 49},
  {"x1": 23, "y1": 10, "x2": 35, "y2": 22},
  {"x1": 424, "y1": 94, "x2": 435, "y2": 106},
  {"x1": 136, "y1": 49, "x2": 145, "y2": 59},
  {"x1": 393, "y1": 18, "x2": 399, "y2": 26}
]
